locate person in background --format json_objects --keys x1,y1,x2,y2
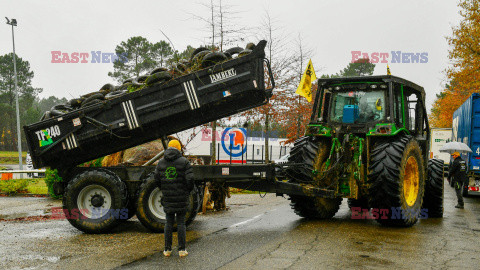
[
  {"x1": 448, "y1": 151, "x2": 467, "y2": 209},
  {"x1": 154, "y1": 139, "x2": 194, "y2": 257}
]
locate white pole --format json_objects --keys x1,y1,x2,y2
[{"x1": 6, "y1": 18, "x2": 22, "y2": 178}]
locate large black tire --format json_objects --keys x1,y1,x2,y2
[
  {"x1": 224, "y1": 47, "x2": 243, "y2": 56},
  {"x1": 422, "y1": 159, "x2": 444, "y2": 218},
  {"x1": 136, "y1": 176, "x2": 200, "y2": 233},
  {"x1": 190, "y1": 47, "x2": 209, "y2": 60},
  {"x1": 347, "y1": 198, "x2": 370, "y2": 210},
  {"x1": 202, "y1": 52, "x2": 227, "y2": 68},
  {"x1": 286, "y1": 136, "x2": 342, "y2": 219},
  {"x1": 145, "y1": 71, "x2": 172, "y2": 85},
  {"x1": 368, "y1": 136, "x2": 426, "y2": 227},
  {"x1": 62, "y1": 169, "x2": 128, "y2": 233}
]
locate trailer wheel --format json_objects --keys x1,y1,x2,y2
[
  {"x1": 62, "y1": 169, "x2": 127, "y2": 233},
  {"x1": 368, "y1": 136, "x2": 426, "y2": 227},
  {"x1": 422, "y1": 159, "x2": 444, "y2": 218},
  {"x1": 136, "y1": 175, "x2": 200, "y2": 233},
  {"x1": 286, "y1": 136, "x2": 342, "y2": 219}
]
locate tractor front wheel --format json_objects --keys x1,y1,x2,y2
[{"x1": 368, "y1": 136, "x2": 426, "y2": 227}]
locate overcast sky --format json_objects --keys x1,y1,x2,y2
[{"x1": 0, "y1": 0, "x2": 461, "y2": 111}]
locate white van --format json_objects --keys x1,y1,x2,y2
[{"x1": 429, "y1": 128, "x2": 452, "y2": 171}]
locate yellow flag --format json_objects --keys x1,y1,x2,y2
[
  {"x1": 295, "y1": 59, "x2": 317, "y2": 102},
  {"x1": 387, "y1": 64, "x2": 391, "y2": 75}
]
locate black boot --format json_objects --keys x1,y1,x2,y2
[{"x1": 455, "y1": 204, "x2": 464, "y2": 209}]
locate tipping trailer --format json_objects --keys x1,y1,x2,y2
[
  {"x1": 24, "y1": 40, "x2": 315, "y2": 234},
  {"x1": 452, "y1": 93, "x2": 480, "y2": 196}
]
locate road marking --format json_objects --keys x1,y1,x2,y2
[{"x1": 229, "y1": 214, "x2": 263, "y2": 228}]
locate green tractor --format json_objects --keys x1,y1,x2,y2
[{"x1": 286, "y1": 75, "x2": 444, "y2": 227}]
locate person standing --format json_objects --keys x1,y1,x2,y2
[
  {"x1": 448, "y1": 152, "x2": 467, "y2": 209},
  {"x1": 154, "y1": 139, "x2": 194, "y2": 257}
]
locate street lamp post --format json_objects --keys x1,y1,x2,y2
[{"x1": 5, "y1": 17, "x2": 23, "y2": 177}]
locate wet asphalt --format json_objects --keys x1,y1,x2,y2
[{"x1": 1, "y1": 179, "x2": 480, "y2": 270}]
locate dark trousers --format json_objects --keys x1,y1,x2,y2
[
  {"x1": 455, "y1": 181, "x2": 464, "y2": 206},
  {"x1": 164, "y1": 211, "x2": 186, "y2": 251}
]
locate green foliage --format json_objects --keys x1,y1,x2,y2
[
  {"x1": 81, "y1": 157, "x2": 104, "y2": 167},
  {"x1": 44, "y1": 169, "x2": 63, "y2": 199},
  {"x1": 171, "y1": 45, "x2": 196, "y2": 63},
  {"x1": 339, "y1": 58, "x2": 375, "y2": 77},
  {"x1": 320, "y1": 58, "x2": 376, "y2": 78},
  {"x1": 26, "y1": 178, "x2": 48, "y2": 194},
  {"x1": 108, "y1": 36, "x2": 174, "y2": 82},
  {"x1": 0, "y1": 179, "x2": 29, "y2": 194},
  {"x1": 0, "y1": 53, "x2": 42, "y2": 106},
  {"x1": 36, "y1": 96, "x2": 69, "y2": 113},
  {"x1": 0, "y1": 53, "x2": 43, "y2": 151}
]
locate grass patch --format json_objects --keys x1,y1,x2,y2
[
  {"x1": 0, "y1": 178, "x2": 48, "y2": 195},
  {"x1": 0, "y1": 151, "x2": 27, "y2": 164},
  {"x1": 0, "y1": 151, "x2": 27, "y2": 158},
  {"x1": 27, "y1": 179, "x2": 48, "y2": 194}
]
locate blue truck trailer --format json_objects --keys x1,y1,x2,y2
[{"x1": 452, "y1": 93, "x2": 480, "y2": 196}]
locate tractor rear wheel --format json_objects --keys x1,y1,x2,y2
[
  {"x1": 368, "y1": 135, "x2": 426, "y2": 227},
  {"x1": 286, "y1": 136, "x2": 342, "y2": 219},
  {"x1": 422, "y1": 159, "x2": 444, "y2": 217}
]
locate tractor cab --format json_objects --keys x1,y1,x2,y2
[{"x1": 308, "y1": 75, "x2": 429, "y2": 142}]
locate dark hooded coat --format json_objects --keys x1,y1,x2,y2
[{"x1": 154, "y1": 147, "x2": 194, "y2": 213}]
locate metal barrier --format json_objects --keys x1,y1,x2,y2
[{"x1": 0, "y1": 169, "x2": 46, "y2": 180}]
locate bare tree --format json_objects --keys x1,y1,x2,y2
[
  {"x1": 244, "y1": 9, "x2": 298, "y2": 163},
  {"x1": 293, "y1": 33, "x2": 315, "y2": 137},
  {"x1": 189, "y1": 0, "x2": 250, "y2": 210}
]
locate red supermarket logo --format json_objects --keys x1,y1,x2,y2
[
  {"x1": 201, "y1": 128, "x2": 279, "y2": 142},
  {"x1": 351, "y1": 207, "x2": 428, "y2": 219},
  {"x1": 221, "y1": 128, "x2": 247, "y2": 158},
  {"x1": 51, "y1": 51, "x2": 128, "y2": 63},
  {"x1": 351, "y1": 51, "x2": 428, "y2": 63}
]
